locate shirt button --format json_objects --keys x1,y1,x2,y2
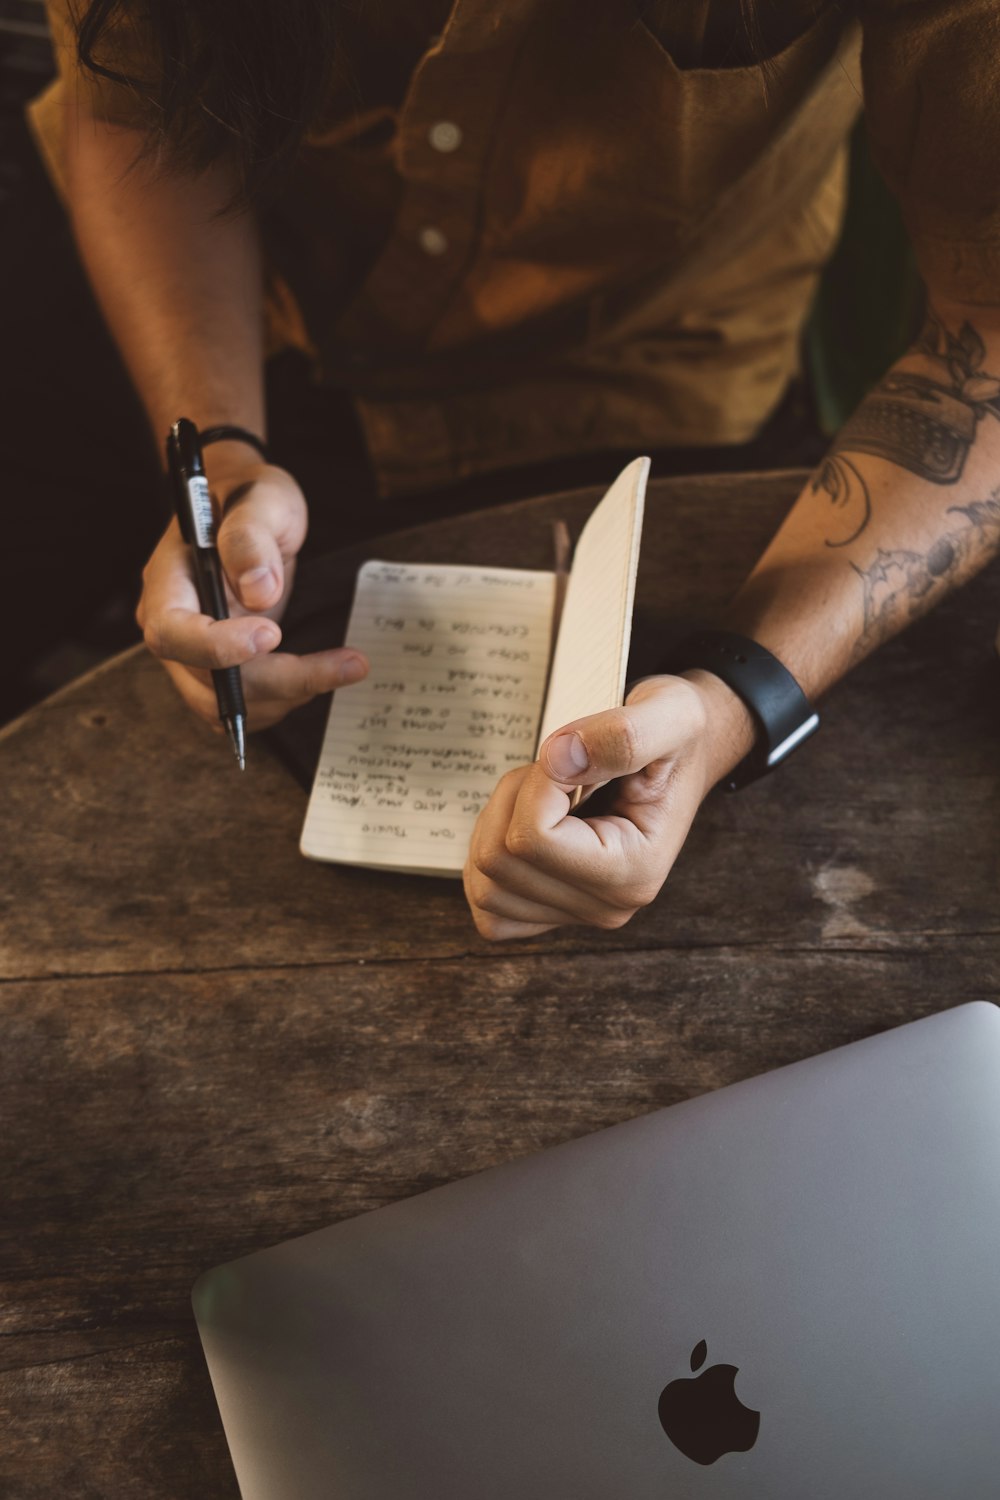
[
  {"x1": 418, "y1": 225, "x2": 449, "y2": 256},
  {"x1": 428, "y1": 120, "x2": 463, "y2": 153}
]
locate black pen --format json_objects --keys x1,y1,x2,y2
[{"x1": 166, "y1": 418, "x2": 247, "y2": 769}]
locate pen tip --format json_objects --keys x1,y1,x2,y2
[{"x1": 225, "y1": 715, "x2": 247, "y2": 771}]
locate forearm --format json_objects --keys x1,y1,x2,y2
[
  {"x1": 63, "y1": 106, "x2": 265, "y2": 456},
  {"x1": 727, "y1": 299, "x2": 1000, "y2": 695},
  {"x1": 696, "y1": 299, "x2": 1000, "y2": 784}
]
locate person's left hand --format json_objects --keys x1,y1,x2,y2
[{"x1": 463, "y1": 673, "x2": 753, "y2": 940}]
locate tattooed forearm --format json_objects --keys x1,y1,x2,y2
[
  {"x1": 834, "y1": 310, "x2": 1000, "y2": 487},
  {"x1": 850, "y1": 492, "x2": 1000, "y2": 659}
]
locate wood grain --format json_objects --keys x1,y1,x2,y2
[{"x1": 1, "y1": 469, "x2": 999, "y2": 1497}]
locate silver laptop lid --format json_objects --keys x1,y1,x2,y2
[{"x1": 194, "y1": 1002, "x2": 1000, "y2": 1499}]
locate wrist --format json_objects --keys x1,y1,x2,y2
[
  {"x1": 201, "y1": 445, "x2": 274, "y2": 512},
  {"x1": 202, "y1": 438, "x2": 269, "y2": 480},
  {"x1": 681, "y1": 669, "x2": 757, "y2": 795}
]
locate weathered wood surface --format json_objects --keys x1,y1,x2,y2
[
  {"x1": 1, "y1": 470, "x2": 998, "y2": 1498},
  {"x1": 2, "y1": 472, "x2": 998, "y2": 983}
]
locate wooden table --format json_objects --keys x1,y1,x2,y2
[{"x1": 2, "y1": 471, "x2": 998, "y2": 1497}]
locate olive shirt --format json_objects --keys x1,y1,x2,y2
[{"x1": 28, "y1": 1, "x2": 1000, "y2": 499}]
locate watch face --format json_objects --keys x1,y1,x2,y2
[{"x1": 765, "y1": 713, "x2": 821, "y2": 771}]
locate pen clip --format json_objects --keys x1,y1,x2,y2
[
  {"x1": 168, "y1": 419, "x2": 217, "y2": 549},
  {"x1": 166, "y1": 428, "x2": 193, "y2": 546}
]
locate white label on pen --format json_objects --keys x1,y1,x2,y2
[{"x1": 187, "y1": 476, "x2": 215, "y2": 548}]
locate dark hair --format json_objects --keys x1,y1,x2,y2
[
  {"x1": 75, "y1": 0, "x2": 339, "y2": 198},
  {"x1": 76, "y1": 1, "x2": 772, "y2": 198}
]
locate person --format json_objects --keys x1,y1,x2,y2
[{"x1": 17, "y1": 0, "x2": 1000, "y2": 938}]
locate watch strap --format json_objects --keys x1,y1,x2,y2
[
  {"x1": 661, "y1": 630, "x2": 819, "y2": 790},
  {"x1": 199, "y1": 425, "x2": 270, "y2": 463}
]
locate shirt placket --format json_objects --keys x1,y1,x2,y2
[{"x1": 334, "y1": 0, "x2": 536, "y2": 356}]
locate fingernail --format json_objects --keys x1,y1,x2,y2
[
  {"x1": 339, "y1": 653, "x2": 368, "y2": 684},
  {"x1": 239, "y1": 566, "x2": 275, "y2": 595},
  {"x1": 545, "y1": 731, "x2": 589, "y2": 778},
  {"x1": 251, "y1": 625, "x2": 280, "y2": 653}
]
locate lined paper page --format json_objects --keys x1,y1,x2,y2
[
  {"x1": 537, "y1": 457, "x2": 648, "y2": 746},
  {"x1": 301, "y1": 562, "x2": 557, "y2": 875}
]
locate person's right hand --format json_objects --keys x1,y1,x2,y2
[{"x1": 136, "y1": 457, "x2": 368, "y2": 730}]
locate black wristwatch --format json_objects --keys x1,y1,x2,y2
[{"x1": 660, "y1": 630, "x2": 819, "y2": 791}]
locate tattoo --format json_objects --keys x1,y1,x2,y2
[
  {"x1": 834, "y1": 311, "x2": 1000, "y2": 488},
  {"x1": 811, "y1": 454, "x2": 872, "y2": 549},
  {"x1": 850, "y1": 492, "x2": 1000, "y2": 657},
  {"x1": 810, "y1": 310, "x2": 1000, "y2": 548}
]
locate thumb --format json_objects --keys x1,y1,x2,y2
[
  {"x1": 538, "y1": 677, "x2": 706, "y2": 787},
  {"x1": 216, "y1": 470, "x2": 307, "y2": 612}
]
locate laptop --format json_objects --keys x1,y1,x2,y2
[{"x1": 194, "y1": 1001, "x2": 1000, "y2": 1498}]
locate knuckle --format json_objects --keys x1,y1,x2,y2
[
  {"x1": 473, "y1": 885, "x2": 507, "y2": 918},
  {"x1": 638, "y1": 759, "x2": 681, "y2": 800},
  {"x1": 474, "y1": 843, "x2": 509, "y2": 882},
  {"x1": 204, "y1": 637, "x2": 231, "y2": 671},
  {"x1": 594, "y1": 905, "x2": 636, "y2": 931},
  {"x1": 142, "y1": 620, "x2": 165, "y2": 658},
  {"x1": 472, "y1": 908, "x2": 506, "y2": 942},
  {"x1": 299, "y1": 666, "x2": 326, "y2": 700},
  {"x1": 602, "y1": 707, "x2": 643, "y2": 769},
  {"x1": 621, "y1": 879, "x2": 661, "y2": 911},
  {"x1": 578, "y1": 707, "x2": 643, "y2": 773},
  {"x1": 504, "y1": 824, "x2": 542, "y2": 863}
]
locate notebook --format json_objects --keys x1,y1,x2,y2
[
  {"x1": 194, "y1": 1002, "x2": 1000, "y2": 1499},
  {"x1": 299, "y1": 457, "x2": 648, "y2": 875}
]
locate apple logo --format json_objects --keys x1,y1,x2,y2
[{"x1": 658, "y1": 1339, "x2": 760, "y2": 1465}]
